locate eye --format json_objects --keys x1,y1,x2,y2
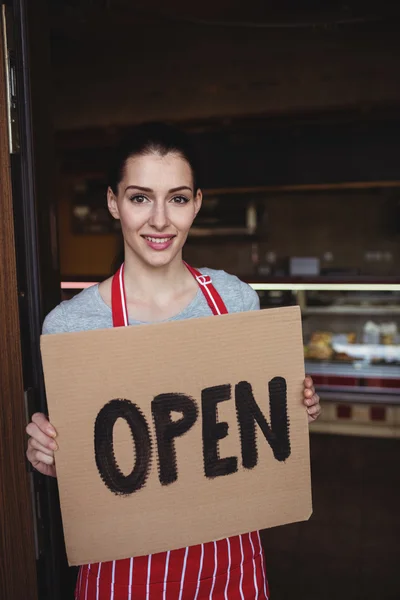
[
  {"x1": 129, "y1": 194, "x2": 150, "y2": 204},
  {"x1": 171, "y1": 195, "x2": 190, "y2": 204}
]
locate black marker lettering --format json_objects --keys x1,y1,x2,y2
[
  {"x1": 235, "y1": 377, "x2": 290, "y2": 468},
  {"x1": 152, "y1": 393, "x2": 198, "y2": 486},
  {"x1": 94, "y1": 398, "x2": 151, "y2": 496},
  {"x1": 202, "y1": 384, "x2": 238, "y2": 478}
]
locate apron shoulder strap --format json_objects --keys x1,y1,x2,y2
[
  {"x1": 111, "y1": 264, "x2": 128, "y2": 327},
  {"x1": 184, "y1": 262, "x2": 228, "y2": 315}
]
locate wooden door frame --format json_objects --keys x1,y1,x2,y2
[{"x1": 0, "y1": 8, "x2": 38, "y2": 600}]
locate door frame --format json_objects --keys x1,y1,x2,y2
[
  {"x1": 1, "y1": 1, "x2": 74, "y2": 598},
  {"x1": 0, "y1": 5, "x2": 38, "y2": 599}
]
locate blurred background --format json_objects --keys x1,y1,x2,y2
[{"x1": 2, "y1": 0, "x2": 400, "y2": 598}]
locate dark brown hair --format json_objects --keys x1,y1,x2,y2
[{"x1": 108, "y1": 122, "x2": 200, "y2": 194}]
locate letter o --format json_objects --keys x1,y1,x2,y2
[{"x1": 94, "y1": 398, "x2": 151, "y2": 495}]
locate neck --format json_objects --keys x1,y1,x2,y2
[{"x1": 121, "y1": 247, "x2": 190, "y2": 300}]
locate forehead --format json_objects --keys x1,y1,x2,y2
[{"x1": 123, "y1": 152, "x2": 193, "y2": 188}]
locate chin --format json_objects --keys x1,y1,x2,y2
[{"x1": 144, "y1": 249, "x2": 180, "y2": 268}]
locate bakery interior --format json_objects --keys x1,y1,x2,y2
[{"x1": 16, "y1": 0, "x2": 400, "y2": 598}]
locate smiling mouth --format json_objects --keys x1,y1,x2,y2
[{"x1": 142, "y1": 235, "x2": 176, "y2": 244}]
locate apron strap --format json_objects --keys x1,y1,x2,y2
[
  {"x1": 111, "y1": 263, "x2": 129, "y2": 327},
  {"x1": 183, "y1": 262, "x2": 228, "y2": 315},
  {"x1": 112, "y1": 262, "x2": 228, "y2": 326}
]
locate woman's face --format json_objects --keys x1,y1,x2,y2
[{"x1": 107, "y1": 152, "x2": 202, "y2": 268}]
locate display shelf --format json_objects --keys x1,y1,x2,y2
[
  {"x1": 319, "y1": 390, "x2": 400, "y2": 405},
  {"x1": 305, "y1": 361, "x2": 400, "y2": 380},
  {"x1": 315, "y1": 384, "x2": 399, "y2": 396},
  {"x1": 204, "y1": 180, "x2": 400, "y2": 196},
  {"x1": 250, "y1": 282, "x2": 400, "y2": 291},
  {"x1": 303, "y1": 306, "x2": 400, "y2": 315},
  {"x1": 330, "y1": 343, "x2": 400, "y2": 363},
  {"x1": 255, "y1": 282, "x2": 400, "y2": 413}
]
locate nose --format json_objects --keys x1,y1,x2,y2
[{"x1": 148, "y1": 201, "x2": 170, "y2": 231}]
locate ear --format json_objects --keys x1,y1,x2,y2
[
  {"x1": 193, "y1": 189, "x2": 202, "y2": 217},
  {"x1": 107, "y1": 187, "x2": 120, "y2": 220}
]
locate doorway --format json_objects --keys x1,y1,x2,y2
[{"x1": 0, "y1": 1, "x2": 76, "y2": 598}]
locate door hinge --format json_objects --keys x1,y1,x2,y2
[{"x1": 1, "y1": 4, "x2": 20, "y2": 154}]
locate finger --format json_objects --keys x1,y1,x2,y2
[
  {"x1": 28, "y1": 449, "x2": 55, "y2": 466},
  {"x1": 28, "y1": 437, "x2": 56, "y2": 457},
  {"x1": 305, "y1": 393, "x2": 319, "y2": 407},
  {"x1": 26, "y1": 422, "x2": 58, "y2": 450},
  {"x1": 304, "y1": 388, "x2": 314, "y2": 400},
  {"x1": 307, "y1": 402, "x2": 322, "y2": 424},
  {"x1": 31, "y1": 412, "x2": 57, "y2": 438},
  {"x1": 26, "y1": 448, "x2": 57, "y2": 477},
  {"x1": 307, "y1": 403, "x2": 320, "y2": 416},
  {"x1": 304, "y1": 376, "x2": 314, "y2": 389}
]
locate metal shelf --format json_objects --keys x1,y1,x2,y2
[
  {"x1": 318, "y1": 390, "x2": 400, "y2": 405},
  {"x1": 305, "y1": 361, "x2": 400, "y2": 379},
  {"x1": 251, "y1": 283, "x2": 400, "y2": 291},
  {"x1": 303, "y1": 306, "x2": 400, "y2": 316}
]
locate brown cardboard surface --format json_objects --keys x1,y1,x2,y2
[{"x1": 41, "y1": 306, "x2": 312, "y2": 566}]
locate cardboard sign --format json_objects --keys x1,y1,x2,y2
[{"x1": 41, "y1": 306, "x2": 312, "y2": 566}]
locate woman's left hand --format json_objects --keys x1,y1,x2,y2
[{"x1": 303, "y1": 376, "x2": 321, "y2": 423}]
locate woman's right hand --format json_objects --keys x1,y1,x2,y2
[{"x1": 26, "y1": 413, "x2": 58, "y2": 478}]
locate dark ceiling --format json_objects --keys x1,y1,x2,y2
[
  {"x1": 49, "y1": 0, "x2": 400, "y2": 35},
  {"x1": 47, "y1": 0, "x2": 400, "y2": 132}
]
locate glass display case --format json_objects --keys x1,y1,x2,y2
[
  {"x1": 251, "y1": 281, "x2": 400, "y2": 438},
  {"x1": 61, "y1": 279, "x2": 400, "y2": 437}
]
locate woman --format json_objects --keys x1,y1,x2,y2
[{"x1": 26, "y1": 122, "x2": 321, "y2": 599}]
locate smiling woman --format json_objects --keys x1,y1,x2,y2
[
  {"x1": 98, "y1": 124, "x2": 204, "y2": 323},
  {"x1": 107, "y1": 150, "x2": 202, "y2": 265},
  {"x1": 26, "y1": 122, "x2": 321, "y2": 600}
]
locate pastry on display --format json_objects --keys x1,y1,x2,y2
[{"x1": 307, "y1": 331, "x2": 334, "y2": 360}]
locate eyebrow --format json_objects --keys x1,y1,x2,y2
[{"x1": 124, "y1": 185, "x2": 193, "y2": 194}]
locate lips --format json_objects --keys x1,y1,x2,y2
[{"x1": 141, "y1": 235, "x2": 176, "y2": 251}]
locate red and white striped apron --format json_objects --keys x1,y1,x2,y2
[{"x1": 75, "y1": 263, "x2": 270, "y2": 600}]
